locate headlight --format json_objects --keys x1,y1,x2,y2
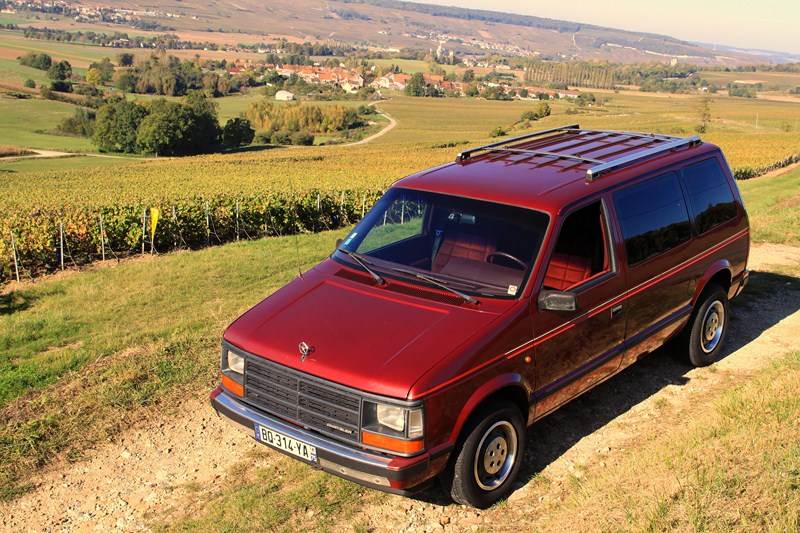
[
  {"x1": 220, "y1": 345, "x2": 244, "y2": 396},
  {"x1": 227, "y1": 351, "x2": 245, "y2": 374},
  {"x1": 376, "y1": 404, "x2": 405, "y2": 432},
  {"x1": 362, "y1": 400, "x2": 424, "y2": 455}
]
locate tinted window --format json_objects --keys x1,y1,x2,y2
[
  {"x1": 681, "y1": 158, "x2": 737, "y2": 233},
  {"x1": 614, "y1": 173, "x2": 692, "y2": 266}
]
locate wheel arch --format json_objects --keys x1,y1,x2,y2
[
  {"x1": 448, "y1": 374, "x2": 530, "y2": 446},
  {"x1": 693, "y1": 260, "x2": 732, "y2": 305}
]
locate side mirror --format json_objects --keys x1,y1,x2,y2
[
  {"x1": 335, "y1": 238, "x2": 343, "y2": 250},
  {"x1": 538, "y1": 290, "x2": 577, "y2": 312}
]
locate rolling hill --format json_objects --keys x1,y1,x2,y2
[{"x1": 65, "y1": 0, "x2": 764, "y2": 66}]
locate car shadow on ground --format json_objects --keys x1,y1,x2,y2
[{"x1": 409, "y1": 270, "x2": 800, "y2": 506}]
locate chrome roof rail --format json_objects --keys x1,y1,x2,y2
[
  {"x1": 455, "y1": 124, "x2": 580, "y2": 162},
  {"x1": 585, "y1": 136, "x2": 702, "y2": 181}
]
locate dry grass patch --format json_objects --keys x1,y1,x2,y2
[{"x1": 0, "y1": 145, "x2": 33, "y2": 158}]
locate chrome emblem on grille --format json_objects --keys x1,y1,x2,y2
[{"x1": 298, "y1": 342, "x2": 314, "y2": 362}]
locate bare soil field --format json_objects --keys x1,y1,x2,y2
[{"x1": 1, "y1": 243, "x2": 799, "y2": 532}]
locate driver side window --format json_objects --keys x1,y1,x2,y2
[{"x1": 543, "y1": 201, "x2": 610, "y2": 291}]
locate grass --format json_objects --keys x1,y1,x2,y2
[
  {"x1": 0, "y1": 154, "x2": 142, "y2": 173},
  {"x1": 0, "y1": 227, "x2": 349, "y2": 499},
  {"x1": 0, "y1": 146, "x2": 33, "y2": 158},
  {"x1": 371, "y1": 58, "x2": 458, "y2": 75},
  {"x1": 696, "y1": 70, "x2": 800, "y2": 91},
  {"x1": 738, "y1": 165, "x2": 800, "y2": 244},
  {"x1": 157, "y1": 448, "x2": 374, "y2": 532},
  {"x1": 0, "y1": 95, "x2": 94, "y2": 151},
  {"x1": 0, "y1": 29, "x2": 121, "y2": 68},
  {"x1": 519, "y1": 349, "x2": 800, "y2": 531},
  {"x1": 0, "y1": 58, "x2": 50, "y2": 87}
]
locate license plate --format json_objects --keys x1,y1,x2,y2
[{"x1": 255, "y1": 424, "x2": 317, "y2": 463}]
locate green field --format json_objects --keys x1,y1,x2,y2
[
  {"x1": 0, "y1": 96, "x2": 95, "y2": 151},
  {"x1": 738, "y1": 166, "x2": 800, "y2": 244},
  {"x1": 0, "y1": 154, "x2": 141, "y2": 173},
  {"x1": 0, "y1": 58, "x2": 50, "y2": 87},
  {"x1": 696, "y1": 69, "x2": 800, "y2": 90},
  {"x1": 0, "y1": 29, "x2": 120, "y2": 68},
  {"x1": 371, "y1": 58, "x2": 459, "y2": 75}
]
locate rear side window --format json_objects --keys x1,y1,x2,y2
[
  {"x1": 614, "y1": 172, "x2": 692, "y2": 266},
  {"x1": 681, "y1": 158, "x2": 737, "y2": 233}
]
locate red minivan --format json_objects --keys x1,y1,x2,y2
[{"x1": 211, "y1": 125, "x2": 749, "y2": 508}]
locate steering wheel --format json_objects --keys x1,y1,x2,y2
[{"x1": 485, "y1": 251, "x2": 528, "y2": 270}]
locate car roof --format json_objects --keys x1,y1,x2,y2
[{"x1": 396, "y1": 124, "x2": 721, "y2": 216}]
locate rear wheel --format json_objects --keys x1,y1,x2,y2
[
  {"x1": 441, "y1": 400, "x2": 525, "y2": 508},
  {"x1": 682, "y1": 284, "x2": 729, "y2": 367}
]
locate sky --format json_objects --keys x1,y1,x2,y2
[{"x1": 405, "y1": 0, "x2": 800, "y2": 55}]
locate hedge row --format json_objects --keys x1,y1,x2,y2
[
  {"x1": 0, "y1": 189, "x2": 384, "y2": 282},
  {"x1": 732, "y1": 153, "x2": 800, "y2": 181}
]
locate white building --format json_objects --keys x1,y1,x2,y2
[{"x1": 275, "y1": 90, "x2": 296, "y2": 101}]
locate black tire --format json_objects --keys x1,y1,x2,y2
[
  {"x1": 441, "y1": 400, "x2": 525, "y2": 508},
  {"x1": 682, "y1": 283, "x2": 729, "y2": 367}
]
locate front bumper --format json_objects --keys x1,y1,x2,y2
[{"x1": 210, "y1": 387, "x2": 436, "y2": 495}]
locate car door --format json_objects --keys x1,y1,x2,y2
[
  {"x1": 611, "y1": 171, "x2": 695, "y2": 365},
  {"x1": 532, "y1": 199, "x2": 627, "y2": 417}
]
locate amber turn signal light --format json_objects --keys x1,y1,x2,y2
[
  {"x1": 361, "y1": 431, "x2": 424, "y2": 454},
  {"x1": 221, "y1": 374, "x2": 244, "y2": 397}
]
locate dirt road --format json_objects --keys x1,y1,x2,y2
[{"x1": 2, "y1": 244, "x2": 799, "y2": 532}]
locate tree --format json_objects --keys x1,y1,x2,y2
[
  {"x1": 404, "y1": 72, "x2": 426, "y2": 97},
  {"x1": 48, "y1": 60, "x2": 72, "y2": 81},
  {"x1": 136, "y1": 101, "x2": 184, "y2": 155},
  {"x1": 428, "y1": 63, "x2": 446, "y2": 76},
  {"x1": 58, "y1": 108, "x2": 96, "y2": 137},
  {"x1": 222, "y1": 117, "x2": 255, "y2": 148},
  {"x1": 23, "y1": 79, "x2": 35, "y2": 88},
  {"x1": 85, "y1": 68, "x2": 103, "y2": 86},
  {"x1": 117, "y1": 53, "x2": 134, "y2": 67},
  {"x1": 181, "y1": 90, "x2": 222, "y2": 153},
  {"x1": 19, "y1": 52, "x2": 52, "y2": 70},
  {"x1": 114, "y1": 71, "x2": 136, "y2": 93},
  {"x1": 576, "y1": 92, "x2": 596, "y2": 107},
  {"x1": 93, "y1": 99, "x2": 149, "y2": 153},
  {"x1": 88, "y1": 57, "x2": 115, "y2": 83},
  {"x1": 534, "y1": 101, "x2": 551, "y2": 118},
  {"x1": 49, "y1": 80, "x2": 73, "y2": 93},
  {"x1": 461, "y1": 69, "x2": 475, "y2": 83},
  {"x1": 696, "y1": 94, "x2": 713, "y2": 133}
]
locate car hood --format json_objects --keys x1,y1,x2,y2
[{"x1": 224, "y1": 266, "x2": 502, "y2": 399}]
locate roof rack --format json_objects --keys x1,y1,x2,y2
[
  {"x1": 584, "y1": 135, "x2": 701, "y2": 181},
  {"x1": 455, "y1": 124, "x2": 580, "y2": 162},
  {"x1": 455, "y1": 124, "x2": 702, "y2": 181}
]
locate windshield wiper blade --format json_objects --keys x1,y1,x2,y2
[
  {"x1": 392, "y1": 268, "x2": 479, "y2": 305},
  {"x1": 338, "y1": 249, "x2": 386, "y2": 286}
]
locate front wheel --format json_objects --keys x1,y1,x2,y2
[
  {"x1": 441, "y1": 400, "x2": 526, "y2": 508},
  {"x1": 682, "y1": 283, "x2": 730, "y2": 367}
]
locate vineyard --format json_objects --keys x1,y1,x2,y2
[
  {"x1": 0, "y1": 144, "x2": 454, "y2": 280},
  {"x1": 2, "y1": 94, "x2": 799, "y2": 281}
]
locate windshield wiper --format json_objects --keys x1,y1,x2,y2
[
  {"x1": 338, "y1": 249, "x2": 386, "y2": 286},
  {"x1": 392, "y1": 268, "x2": 479, "y2": 305}
]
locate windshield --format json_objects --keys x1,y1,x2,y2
[{"x1": 336, "y1": 188, "x2": 549, "y2": 298}]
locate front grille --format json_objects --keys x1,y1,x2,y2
[{"x1": 244, "y1": 355, "x2": 361, "y2": 443}]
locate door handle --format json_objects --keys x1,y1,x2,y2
[{"x1": 611, "y1": 304, "x2": 623, "y2": 318}]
